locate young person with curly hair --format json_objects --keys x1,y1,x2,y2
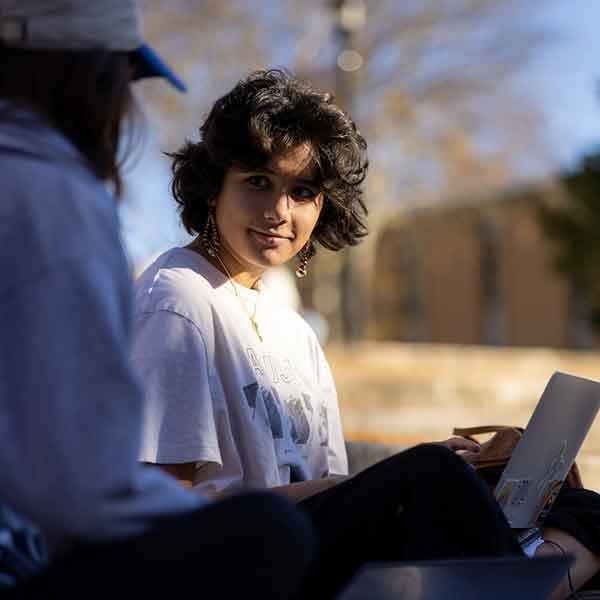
[{"x1": 133, "y1": 69, "x2": 547, "y2": 598}]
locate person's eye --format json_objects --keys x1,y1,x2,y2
[
  {"x1": 291, "y1": 186, "x2": 318, "y2": 202},
  {"x1": 246, "y1": 175, "x2": 270, "y2": 190}
]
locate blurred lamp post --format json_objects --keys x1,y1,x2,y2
[{"x1": 331, "y1": 0, "x2": 367, "y2": 343}]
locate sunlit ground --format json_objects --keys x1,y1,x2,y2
[{"x1": 328, "y1": 342, "x2": 600, "y2": 491}]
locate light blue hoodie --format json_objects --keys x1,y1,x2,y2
[{"x1": 0, "y1": 104, "x2": 204, "y2": 556}]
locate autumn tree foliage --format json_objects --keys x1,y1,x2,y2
[
  {"x1": 139, "y1": 0, "x2": 551, "y2": 199},
  {"x1": 540, "y1": 151, "x2": 600, "y2": 329}
]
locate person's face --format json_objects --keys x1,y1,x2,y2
[{"x1": 214, "y1": 145, "x2": 323, "y2": 278}]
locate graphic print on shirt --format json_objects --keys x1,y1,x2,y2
[
  {"x1": 318, "y1": 404, "x2": 329, "y2": 447},
  {"x1": 246, "y1": 347, "x2": 265, "y2": 378},
  {"x1": 302, "y1": 393, "x2": 314, "y2": 419},
  {"x1": 264, "y1": 354, "x2": 293, "y2": 384},
  {"x1": 262, "y1": 386, "x2": 283, "y2": 439},
  {"x1": 245, "y1": 346, "x2": 318, "y2": 447},
  {"x1": 242, "y1": 381, "x2": 258, "y2": 418},
  {"x1": 247, "y1": 347, "x2": 296, "y2": 385},
  {"x1": 286, "y1": 394, "x2": 311, "y2": 444},
  {"x1": 243, "y1": 381, "x2": 283, "y2": 439}
]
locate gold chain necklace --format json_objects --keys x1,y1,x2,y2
[{"x1": 214, "y1": 252, "x2": 263, "y2": 342}]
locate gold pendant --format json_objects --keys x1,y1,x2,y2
[{"x1": 250, "y1": 317, "x2": 263, "y2": 342}]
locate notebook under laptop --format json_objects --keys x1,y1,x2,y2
[
  {"x1": 337, "y1": 555, "x2": 573, "y2": 600},
  {"x1": 493, "y1": 371, "x2": 600, "y2": 545}
]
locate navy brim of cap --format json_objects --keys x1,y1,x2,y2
[{"x1": 131, "y1": 44, "x2": 187, "y2": 93}]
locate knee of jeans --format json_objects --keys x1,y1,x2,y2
[
  {"x1": 405, "y1": 443, "x2": 474, "y2": 479},
  {"x1": 406, "y1": 442, "x2": 455, "y2": 461}
]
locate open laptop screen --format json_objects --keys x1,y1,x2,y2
[
  {"x1": 494, "y1": 371, "x2": 600, "y2": 529},
  {"x1": 338, "y1": 555, "x2": 572, "y2": 600}
]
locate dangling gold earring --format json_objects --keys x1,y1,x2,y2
[
  {"x1": 295, "y1": 242, "x2": 316, "y2": 278},
  {"x1": 203, "y1": 208, "x2": 220, "y2": 257}
]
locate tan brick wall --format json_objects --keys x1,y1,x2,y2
[
  {"x1": 372, "y1": 185, "x2": 585, "y2": 348},
  {"x1": 499, "y1": 202, "x2": 570, "y2": 347},
  {"x1": 370, "y1": 225, "x2": 411, "y2": 339},
  {"x1": 417, "y1": 208, "x2": 483, "y2": 344}
]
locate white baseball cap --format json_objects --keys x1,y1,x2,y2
[{"x1": 0, "y1": 0, "x2": 186, "y2": 92}]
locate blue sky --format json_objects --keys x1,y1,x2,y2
[
  {"x1": 523, "y1": 0, "x2": 600, "y2": 168},
  {"x1": 121, "y1": 1, "x2": 600, "y2": 270}
]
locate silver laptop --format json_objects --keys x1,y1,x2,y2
[
  {"x1": 337, "y1": 555, "x2": 572, "y2": 600},
  {"x1": 494, "y1": 371, "x2": 600, "y2": 542}
]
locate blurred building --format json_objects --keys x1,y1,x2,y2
[{"x1": 370, "y1": 182, "x2": 598, "y2": 349}]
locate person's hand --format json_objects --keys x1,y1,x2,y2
[{"x1": 435, "y1": 436, "x2": 481, "y2": 453}]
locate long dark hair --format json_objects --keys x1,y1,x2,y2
[
  {"x1": 0, "y1": 47, "x2": 136, "y2": 195},
  {"x1": 170, "y1": 69, "x2": 369, "y2": 251}
]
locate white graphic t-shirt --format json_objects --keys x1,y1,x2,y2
[{"x1": 132, "y1": 248, "x2": 348, "y2": 495}]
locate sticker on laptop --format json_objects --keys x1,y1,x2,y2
[
  {"x1": 496, "y1": 478, "x2": 531, "y2": 510},
  {"x1": 535, "y1": 479, "x2": 563, "y2": 522},
  {"x1": 538, "y1": 441, "x2": 568, "y2": 491}
]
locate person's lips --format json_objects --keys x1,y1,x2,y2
[{"x1": 249, "y1": 228, "x2": 293, "y2": 247}]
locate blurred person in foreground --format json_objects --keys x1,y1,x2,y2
[
  {"x1": 130, "y1": 69, "x2": 597, "y2": 600},
  {"x1": 0, "y1": 2, "x2": 316, "y2": 597}
]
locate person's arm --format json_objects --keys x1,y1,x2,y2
[
  {"x1": 133, "y1": 309, "x2": 223, "y2": 479},
  {"x1": 147, "y1": 462, "x2": 345, "y2": 502},
  {"x1": 434, "y1": 437, "x2": 481, "y2": 453},
  {"x1": 145, "y1": 463, "x2": 197, "y2": 490},
  {"x1": 259, "y1": 477, "x2": 346, "y2": 503},
  {"x1": 536, "y1": 526, "x2": 600, "y2": 600},
  {"x1": 149, "y1": 438, "x2": 479, "y2": 502}
]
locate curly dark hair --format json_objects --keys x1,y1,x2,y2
[{"x1": 169, "y1": 69, "x2": 368, "y2": 251}]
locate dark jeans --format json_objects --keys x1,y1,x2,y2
[
  {"x1": 298, "y1": 443, "x2": 523, "y2": 599},
  {"x1": 4, "y1": 446, "x2": 524, "y2": 600},
  {"x1": 5, "y1": 492, "x2": 316, "y2": 600}
]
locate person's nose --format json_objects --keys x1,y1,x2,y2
[{"x1": 264, "y1": 188, "x2": 292, "y2": 222}]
